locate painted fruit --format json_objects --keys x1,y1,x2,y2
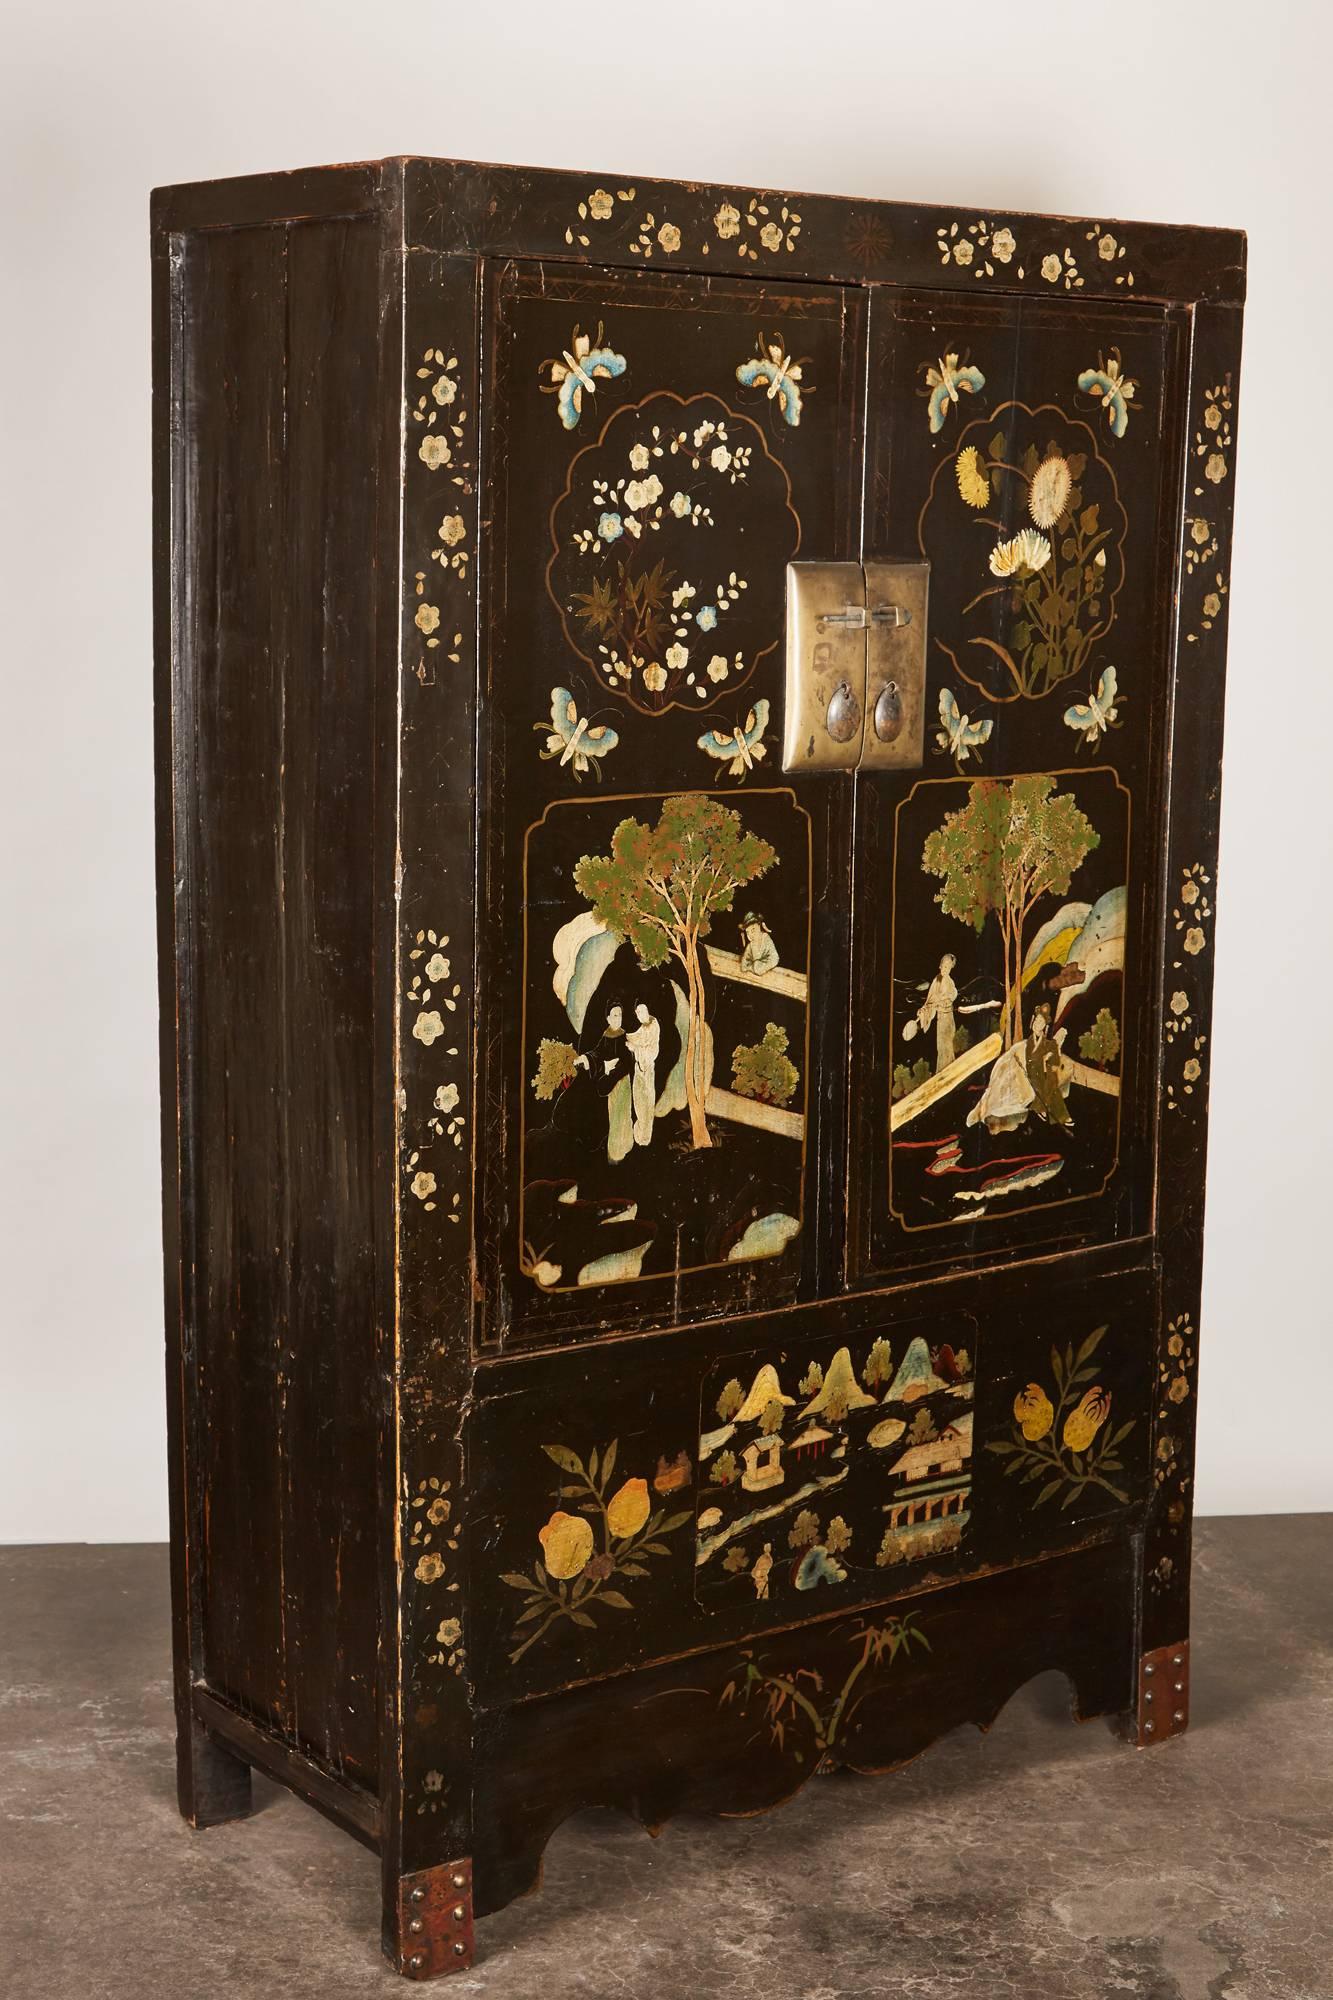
[
  {"x1": 1062, "y1": 1386, "x2": 1113, "y2": 1453},
  {"x1": 537, "y1": 1509, "x2": 594, "y2": 1579},
  {"x1": 1013, "y1": 1384, "x2": 1054, "y2": 1441},
  {"x1": 606, "y1": 1476, "x2": 651, "y2": 1540}
]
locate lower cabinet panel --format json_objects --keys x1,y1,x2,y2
[
  {"x1": 471, "y1": 1534, "x2": 1138, "y2": 1916},
  {"x1": 468, "y1": 1259, "x2": 1155, "y2": 1709}
]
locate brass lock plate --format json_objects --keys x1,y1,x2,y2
[
  {"x1": 782, "y1": 561, "x2": 867, "y2": 772},
  {"x1": 781, "y1": 560, "x2": 929, "y2": 773},
  {"x1": 862, "y1": 559, "x2": 929, "y2": 773}
]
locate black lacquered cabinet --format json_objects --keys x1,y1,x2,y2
[{"x1": 152, "y1": 157, "x2": 1242, "y2": 1978}]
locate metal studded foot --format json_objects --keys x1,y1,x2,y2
[
  {"x1": 393, "y1": 1860, "x2": 474, "y2": 1979},
  {"x1": 1135, "y1": 1639, "x2": 1190, "y2": 1747}
]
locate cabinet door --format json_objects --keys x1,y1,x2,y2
[
  {"x1": 478, "y1": 260, "x2": 865, "y2": 1348},
  {"x1": 849, "y1": 289, "x2": 1188, "y2": 1282}
]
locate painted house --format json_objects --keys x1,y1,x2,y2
[
  {"x1": 741, "y1": 1435, "x2": 785, "y2": 1492},
  {"x1": 891, "y1": 1412, "x2": 973, "y2": 1485},
  {"x1": 788, "y1": 1422, "x2": 834, "y2": 1461}
]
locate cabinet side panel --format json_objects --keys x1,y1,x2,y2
[{"x1": 168, "y1": 212, "x2": 384, "y2": 1780}]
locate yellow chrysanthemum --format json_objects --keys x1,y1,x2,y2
[
  {"x1": 1062, "y1": 1386, "x2": 1113, "y2": 1454},
  {"x1": 537, "y1": 1509, "x2": 594, "y2": 1580},
  {"x1": 1028, "y1": 454, "x2": 1072, "y2": 531},
  {"x1": 956, "y1": 446, "x2": 990, "y2": 509},
  {"x1": 1013, "y1": 1384, "x2": 1054, "y2": 1442},
  {"x1": 606, "y1": 1477, "x2": 651, "y2": 1540}
]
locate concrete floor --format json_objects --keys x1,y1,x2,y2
[{"x1": 0, "y1": 1519, "x2": 1329, "y2": 2000}]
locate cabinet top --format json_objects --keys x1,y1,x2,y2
[{"x1": 151, "y1": 156, "x2": 1245, "y2": 308}]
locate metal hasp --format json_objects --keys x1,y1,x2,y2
[{"x1": 782, "y1": 560, "x2": 930, "y2": 773}]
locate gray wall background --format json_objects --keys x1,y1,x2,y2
[{"x1": 2, "y1": 0, "x2": 1327, "y2": 1540}]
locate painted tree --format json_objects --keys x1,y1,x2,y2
[
  {"x1": 574, "y1": 794, "x2": 777, "y2": 1146},
  {"x1": 863, "y1": 1337, "x2": 894, "y2": 1393},
  {"x1": 716, "y1": 1379, "x2": 744, "y2": 1423},
  {"x1": 921, "y1": 774, "x2": 1099, "y2": 1046}
]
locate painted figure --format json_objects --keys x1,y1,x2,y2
[
  {"x1": 739, "y1": 912, "x2": 779, "y2": 978},
  {"x1": 968, "y1": 1036, "x2": 1034, "y2": 1134},
  {"x1": 916, "y1": 953, "x2": 958, "y2": 1072},
  {"x1": 1025, "y1": 1003, "x2": 1073, "y2": 1127},
  {"x1": 626, "y1": 1001, "x2": 661, "y2": 1148},
  {"x1": 576, "y1": 1003, "x2": 633, "y2": 1162},
  {"x1": 750, "y1": 1542, "x2": 774, "y2": 1601},
  {"x1": 967, "y1": 1004, "x2": 1072, "y2": 1135}
]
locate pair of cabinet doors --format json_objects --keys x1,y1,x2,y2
[{"x1": 477, "y1": 261, "x2": 1173, "y2": 1353}]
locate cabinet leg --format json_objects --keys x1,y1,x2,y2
[
  {"x1": 1132, "y1": 1637, "x2": 1190, "y2": 1748},
  {"x1": 177, "y1": 1714, "x2": 253, "y2": 1827},
  {"x1": 385, "y1": 1859, "x2": 475, "y2": 1980}
]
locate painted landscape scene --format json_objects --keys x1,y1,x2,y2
[
  {"x1": 890, "y1": 767, "x2": 1129, "y2": 1229},
  {"x1": 695, "y1": 1330, "x2": 976, "y2": 1611},
  {"x1": 522, "y1": 790, "x2": 811, "y2": 1291}
]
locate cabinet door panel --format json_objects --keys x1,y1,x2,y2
[
  {"x1": 850, "y1": 289, "x2": 1188, "y2": 1283},
  {"x1": 478, "y1": 260, "x2": 865, "y2": 1348}
]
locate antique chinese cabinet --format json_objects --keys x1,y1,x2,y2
[{"x1": 152, "y1": 158, "x2": 1244, "y2": 1978}]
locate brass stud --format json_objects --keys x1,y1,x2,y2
[
  {"x1": 452, "y1": 1873, "x2": 466, "y2": 1889},
  {"x1": 453, "y1": 1942, "x2": 466, "y2": 1958},
  {"x1": 1173, "y1": 1710, "x2": 1185, "y2": 1723},
  {"x1": 411, "y1": 1887, "x2": 426, "y2": 1905},
  {"x1": 409, "y1": 1919, "x2": 423, "y2": 1935},
  {"x1": 1144, "y1": 1720, "x2": 1155, "y2": 1733},
  {"x1": 1144, "y1": 1663, "x2": 1155, "y2": 1676},
  {"x1": 1172, "y1": 1653, "x2": 1183, "y2": 1666},
  {"x1": 453, "y1": 1906, "x2": 466, "y2": 1922},
  {"x1": 409, "y1": 1954, "x2": 425, "y2": 1971},
  {"x1": 1144, "y1": 1690, "x2": 1153, "y2": 1702},
  {"x1": 1174, "y1": 1680, "x2": 1184, "y2": 1692}
]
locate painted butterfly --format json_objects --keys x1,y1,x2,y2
[
  {"x1": 1063, "y1": 667, "x2": 1121, "y2": 746},
  {"x1": 1077, "y1": 350, "x2": 1137, "y2": 439},
  {"x1": 736, "y1": 336, "x2": 804, "y2": 426},
  {"x1": 537, "y1": 688, "x2": 620, "y2": 778},
  {"x1": 541, "y1": 322, "x2": 627, "y2": 431},
  {"x1": 936, "y1": 686, "x2": 993, "y2": 766},
  {"x1": 698, "y1": 698, "x2": 770, "y2": 779},
  {"x1": 924, "y1": 353, "x2": 985, "y2": 434}
]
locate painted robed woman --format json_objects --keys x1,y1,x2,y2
[
  {"x1": 576, "y1": 1003, "x2": 634, "y2": 1162},
  {"x1": 916, "y1": 953, "x2": 958, "y2": 1072},
  {"x1": 1024, "y1": 1003, "x2": 1073, "y2": 1127},
  {"x1": 625, "y1": 1001, "x2": 661, "y2": 1148}
]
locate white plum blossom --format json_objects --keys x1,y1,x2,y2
[{"x1": 624, "y1": 475, "x2": 663, "y2": 512}]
